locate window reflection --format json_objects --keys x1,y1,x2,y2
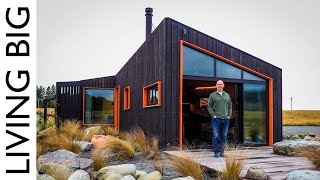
[
  {"x1": 183, "y1": 45, "x2": 214, "y2": 77},
  {"x1": 85, "y1": 89, "x2": 114, "y2": 124},
  {"x1": 216, "y1": 60, "x2": 242, "y2": 79},
  {"x1": 243, "y1": 71, "x2": 265, "y2": 81}
]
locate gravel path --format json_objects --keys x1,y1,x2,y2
[{"x1": 283, "y1": 126, "x2": 320, "y2": 137}]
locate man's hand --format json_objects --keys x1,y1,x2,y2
[{"x1": 213, "y1": 116, "x2": 217, "y2": 118}]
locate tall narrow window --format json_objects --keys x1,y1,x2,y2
[
  {"x1": 84, "y1": 88, "x2": 114, "y2": 125},
  {"x1": 143, "y1": 81, "x2": 161, "y2": 108},
  {"x1": 243, "y1": 84, "x2": 267, "y2": 144},
  {"x1": 124, "y1": 86, "x2": 130, "y2": 110}
]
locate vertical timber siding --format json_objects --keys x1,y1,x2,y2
[{"x1": 165, "y1": 18, "x2": 282, "y2": 144}]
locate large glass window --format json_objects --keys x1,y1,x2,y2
[
  {"x1": 84, "y1": 88, "x2": 114, "y2": 124},
  {"x1": 183, "y1": 45, "x2": 214, "y2": 77},
  {"x1": 243, "y1": 71, "x2": 265, "y2": 81},
  {"x1": 216, "y1": 60, "x2": 242, "y2": 79},
  {"x1": 243, "y1": 84, "x2": 267, "y2": 144}
]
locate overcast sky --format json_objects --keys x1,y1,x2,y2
[{"x1": 37, "y1": 0, "x2": 320, "y2": 110}]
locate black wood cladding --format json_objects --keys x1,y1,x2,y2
[{"x1": 56, "y1": 18, "x2": 282, "y2": 145}]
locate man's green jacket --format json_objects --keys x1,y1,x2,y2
[{"x1": 207, "y1": 91, "x2": 232, "y2": 119}]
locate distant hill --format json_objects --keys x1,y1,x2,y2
[{"x1": 283, "y1": 110, "x2": 320, "y2": 126}]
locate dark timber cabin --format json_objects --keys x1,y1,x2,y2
[{"x1": 56, "y1": 8, "x2": 282, "y2": 149}]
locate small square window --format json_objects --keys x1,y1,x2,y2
[
  {"x1": 124, "y1": 86, "x2": 130, "y2": 110},
  {"x1": 143, "y1": 81, "x2": 161, "y2": 108}
]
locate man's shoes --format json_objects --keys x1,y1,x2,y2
[
  {"x1": 214, "y1": 153, "x2": 219, "y2": 158},
  {"x1": 220, "y1": 153, "x2": 225, "y2": 157}
]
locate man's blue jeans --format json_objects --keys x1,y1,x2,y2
[{"x1": 212, "y1": 117, "x2": 229, "y2": 154}]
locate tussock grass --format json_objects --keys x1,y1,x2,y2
[
  {"x1": 298, "y1": 147, "x2": 320, "y2": 170},
  {"x1": 60, "y1": 120, "x2": 84, "y2": 141},
  {"x1": 126, "y1": 128, "x2": 150, "y2": 155},
  {"x1": 43, "y1": 126, "x2": 81, "y2": 154},
  {"x1": 92, "y1": 148, "x2": 107, "y2": 171},
  {"x1": 153, "y1": 161, "x2": 164, "y2": 175},
  {"x1": 219, "y1": 143, "x2": 248, "y2": 180},
  {"x1": 283, "y1": 110, "x2": 320, "y2": 126},
  {"x1": 151, "y1": 137, "x2": 160, "y2": 160},
  {"x1": 37, "y1": 142, "x2": 50, "y2": 158},
  {"x1": 101, "y1": 125, "x2": 117, "y2": 136},
  {"x1": 99, "y1": 138, "x2": 135, "y2": 160},
  {"x1": 168, "y1": 152, "x2": 203, "y2": 180}
]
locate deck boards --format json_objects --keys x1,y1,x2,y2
[{"x1": 164, "y1": 147, "x2": 315, "y2": 180}]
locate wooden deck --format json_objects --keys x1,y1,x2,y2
[{"x1": 164, "y1": 146, "x2": 315, "y2": 179}]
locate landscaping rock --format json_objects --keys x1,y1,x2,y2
[
  {"x1": 245, "y1": 166, "x2": 267, "y2": 180},
  {"x1": 172, "y1": 176, "x2": 196, "y2": 180},
  {"x1": 68, "y1": 170, "x2": 90, "y2": 180},
  {"x1": 39, "y1": 150, "x2": 92, "y2": 170},
  {"x1": 286, "y1": 170, "x2": 320, "y2": 180},
  {"x1": 79, "y1": 158, "x2": 93, "y2": 169},
  {"x1": 38, "y1": 127, "x2": 55, "y2": 136},
  {"x1": 105, "y1": 174, "x2": 122, "y2": 180},
  {"x1": 137, "y1": 171, "x2": 162, "y2": 180},
  {"x1": 37, "y1": 174, "x2": 55, "y2": 180},
  {"x1": 74, "y1": 141, "x2": 92, "y2": 152},
  {"x1": 298, "y1": 134, "x2": 307, "y2": 139},
  {"x1": 134, "y1": 170, "x2": 147, "y2": 179},
  {"x1": 97, "y1": 164, "x2": 136, "y2": 180},
  {"x1": 290, "y1": 134, "x2": 301, "y2": 140},
  {"x1": 273, "y1": 140, "x2": 320, "y2": 156},
  {"x1": 83, "y1": 126, "x2": 105, "y2": 140},
  {"x1": 120, "y1": 175, "x2": 136, "y2": 180},
  {"x1": 304, "y1": 136, "x2": 312, "y2": 141},
  {"x1": 91, "y1": 135, "x2": 114, "y2": 148},
  {"x1": 40, "y1": 163, "x2": 73, "y2": 179},
  {"x1": 308, "y1": 133, "x2": 316, "y2": 138}
]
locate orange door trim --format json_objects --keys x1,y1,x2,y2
[{"x1": 179, "y1": 40, "x2": 274, "y2": 149}]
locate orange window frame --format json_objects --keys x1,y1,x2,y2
[
  {"x1": 124, "y1": 86, "x2": 130, "y2": 110},
  {"x1": 82, "y1": 86, "x2": 120, "y2": 133},
  {"x1": 143, "y1": 81, "x2": 162, "y2": 108},
  {"x1": 179, "y1": 40, "x2": 273, "y2": 149}
]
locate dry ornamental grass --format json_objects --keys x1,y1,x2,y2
[
  {"x1": 298, "y1": 147, "x2": 320, "y2": 170},
  {"x1": 99, "y1": 138, "x2": 136, "y2": 161},
  {"x1": 168, "y1": 152, "x2": 204, "y2": 180}
]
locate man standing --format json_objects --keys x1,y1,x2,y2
[{"x1": 207, "y1": 80, "x2": 232, "y2": 158}]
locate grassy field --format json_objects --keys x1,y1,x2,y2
[{"x1": 283, "y1": 110, "x2": 320, "y2": 126}]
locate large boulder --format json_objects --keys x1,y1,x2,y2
[
  {"x1": 37, "y1": 174, "x2": 55, "y2": 180},
  {"x1": 40, "y1": 163, "x2": 73, "y2": 179},
  {"x1": 137, "y1": 171, "x2": 162, "y2": 180},
  {"x1": 172, "y1": 176, "x2": 195, "y2": 180},
  {"x1": 39, "y1": 150, "x2": 93, "y2": 170},
  {"x1": 245, "y1": 166, "x2": 267, "y2": 180},
  {"x1": 286, "y1": 170, "x2": 320, "y2": 180},
  {"x1": 68, "y1": 170, "x2": 90, "y2": 180},
  {"x1": 105, "y1": 174, "x2": 122, "y2": 180},
  {"x1": 83, "y1": 126, "x2": 105, "y2": 141},
  {"x1": 73, "y1": 141, "x2": 92, "y2": 152},
  {"x1": 273, "y1": 140, "x2": 320, "y2": 156},
  {"x1": 134, "y1": 170, "x2": 147, "y2": 179},
  {"x1": 97, "y1": 164, "x2": 136, "y2": 180},
  {"x1": 120, "y1": 175, "x2": 136, "y2": 180}
]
